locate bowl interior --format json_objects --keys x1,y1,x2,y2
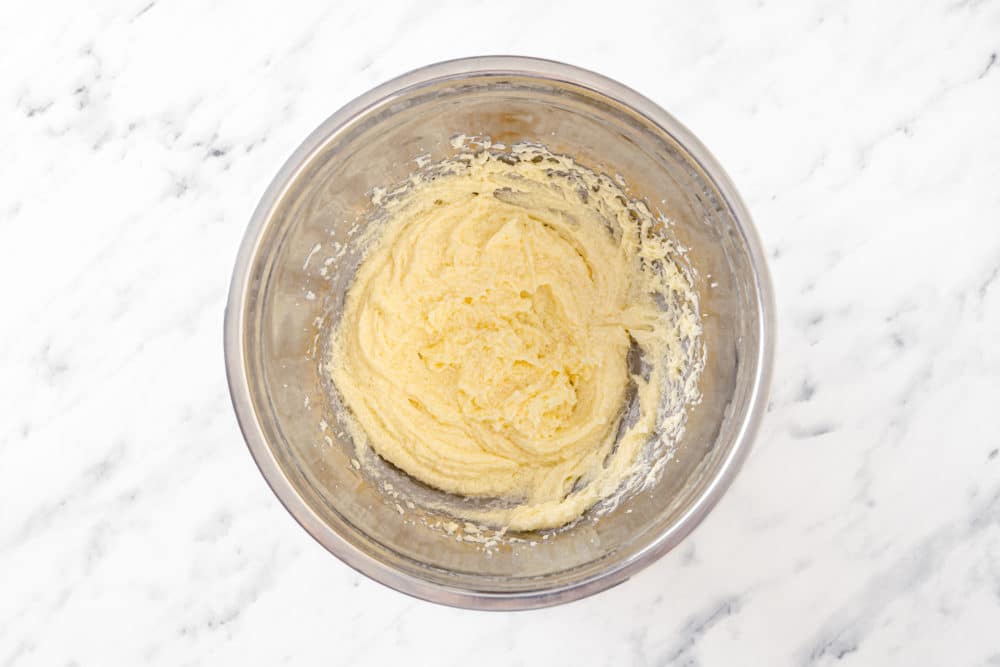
[{"x1": 235, "y1": 65, "x2": 767, "y2": 603}]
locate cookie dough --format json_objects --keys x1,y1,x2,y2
[{"x1": 329, "y1": 146, "x2": 700, "y2": 531}]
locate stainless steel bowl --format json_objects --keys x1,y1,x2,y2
[{"x1": 225, "y1": 56, "x2": 774, "y2": 610}]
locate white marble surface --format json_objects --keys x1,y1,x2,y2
[{"x1": 3, "y1": 0, "x2": 1000, "y2": 664}]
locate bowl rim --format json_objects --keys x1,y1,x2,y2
[{"x1": 224, "y1": 55, "x2": 776, "y2": 611}]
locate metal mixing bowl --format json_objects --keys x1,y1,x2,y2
[{"x1": 225, "y1": 56, "x2": 774, "y2": 610}]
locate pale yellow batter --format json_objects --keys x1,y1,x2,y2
[{"x1": 329, "y1": 145, "x2": 700, "y2": 531}]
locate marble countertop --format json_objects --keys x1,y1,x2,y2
[{"x1": 3, "y1": 0, "x2": 999, "y2": 664}]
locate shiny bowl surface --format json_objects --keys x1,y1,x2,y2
[{"x1": 225, "y1": 56, "x2": 775, "y2": 610}]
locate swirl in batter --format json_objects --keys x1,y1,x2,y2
[{"x1": 329, "y1": 146, "x2": 700, "y2": 531}]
